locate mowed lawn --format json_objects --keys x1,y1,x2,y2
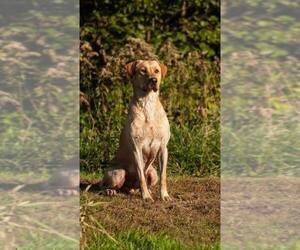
[{"x1": 80, "y1": 175, "x2": 220, "y2": 250}]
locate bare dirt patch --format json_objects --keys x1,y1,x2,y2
[{"x1": 80, "y1": 176, "x2": 220, "y2": 248}]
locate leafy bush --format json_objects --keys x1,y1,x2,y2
[{"x1": 80, "y1": 0, "x2": 220, "y2": 57}]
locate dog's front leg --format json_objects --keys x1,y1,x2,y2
[
  {"x1": 131, "y1": 141, "x2": 154, "y2": 202},
  {"x1": 159, "y1": 146, "x2": 171, "y2": 201}
]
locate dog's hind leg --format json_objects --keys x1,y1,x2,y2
[
  {"x1": 101, "y1": 167, "x2": 126, "y2": 196},
  {"x1": 123, "y1": 166, "x2": 157, "y2": 195},
  {"x1": 146, "y1": 165, "x2": 158, "y2": 188}
]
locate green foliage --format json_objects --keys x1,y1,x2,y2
[
  {"x1": 81, "y1": 0, "x2": 220, "y2": 58},
  {"x1": 87, "y1": 230, "x2": 220, "y2": 250},
  {"x1": 80, "y1": 0, "x2": 220, "y2": 176},
  {"x1": 88, "y1": 231, "x2": 187, "y2": 250}
]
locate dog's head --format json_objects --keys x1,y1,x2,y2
[{"x1": 125, "y1": 60, "x2": 167, "y2": 93}]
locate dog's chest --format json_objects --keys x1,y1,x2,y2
[
  {"x1": 132, "y1": 117, "x2": 167, "y2": 140},
  {"x1": 140, "y1": 121, "x2": 166, "y2": 162},
  {"x1": 130, "y1": 107, "x2": 169, "y2": 144},
  {"x1": 127, "y1": 98, "x2": 170, "y2": 163}
]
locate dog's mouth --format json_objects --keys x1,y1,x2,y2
[
  {"x1": 143, "y1": 82, "x2": 158, "y2": 92},
  {"x1": 152, "y1": 85, "x2": 158, "y2": 92}
]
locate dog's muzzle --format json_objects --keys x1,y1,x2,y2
[{"x1": 149, "y1": 77, "x2": 158, "y2": 92}]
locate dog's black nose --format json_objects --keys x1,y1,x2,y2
[{"x1": 150, "y1": 77, "x2": 157, "y2": 84}]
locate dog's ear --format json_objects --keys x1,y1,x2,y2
[
  {"x1": 125, "y1": 61, "x2": 136, "y2": 77},
  {"x1": 160, "y1": 64, "x2": 167, "y2": 79}
]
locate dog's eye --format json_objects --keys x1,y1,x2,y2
[
  {"x1": 154, "y1": 69, "x2": 159, "y2": 74},
  {"x1": 140, "y1": 68, "x2": 146, "y2": 74}
]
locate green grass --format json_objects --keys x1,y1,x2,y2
[
  {"x1": 80, "y1": 169, "x2": 102, "y2": 181},
  {"x1": 87, "y1": 231, "x2": 220, "y2": 250},
  {"x1": 169, "y1": 123, "x2": 219, "y2": 176}
]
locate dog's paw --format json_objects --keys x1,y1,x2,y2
[
  {"x1": 105, "y1": 189, "x2": 117, "y2": 196},
  {"x1": 128, "y1": 188, "x2": 138, "y2": 195},
  {"x1": 161, "y1": 193, "x2": 172, "y2": 202},
  {"x1": 142, "y1": 193, "x2": 154, "y2": 202}
]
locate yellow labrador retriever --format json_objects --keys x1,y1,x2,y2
[{"x1": 101, "y1": 60, "x2": 171, "y2": 201}]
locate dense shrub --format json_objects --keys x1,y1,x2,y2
[{"x1": 80, "y1": 0, "x2": 220, "y2": 57}]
